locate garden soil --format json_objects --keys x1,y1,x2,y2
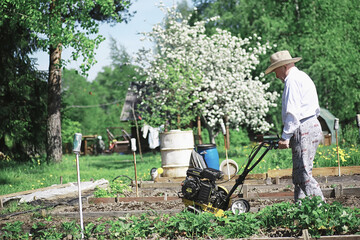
[{"x1": 1, "y1": 174, "x2": 360, "y2": 237}]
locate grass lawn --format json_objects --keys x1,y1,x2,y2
[
  {"x1": 1, "y1": 143, "x2": 359, "y2": 196},
  {"x1": 0, "y1": 152, "x2": 161, "y2": 196}
]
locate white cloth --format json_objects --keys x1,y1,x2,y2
[
  {"x1": 148, "y1": 127, "x2": 160, "y2": 149},
  {"x1": 142, "y1": 125, "x2": 150, "y2": 139},
  {"x1": 281, "y1": 67, "x2": 320, "y2": 140},
  {"x1": 142, "y1": 124, "x2": 161, "y2": 149}
]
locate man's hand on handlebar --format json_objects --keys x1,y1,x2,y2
[{"x1": 278, "y1": 139, "x2": 290, "y2": 149}]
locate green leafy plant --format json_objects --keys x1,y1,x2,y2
[
  {"x1": 256, "y1": 197, "x2": 360, "y2": 238},
  {"x1": 93, "y1": 179, "x2": 132, "y2": 198},
  {"x1": 1, "y1": 200, "x2": 360, "y2": 239},
  {"x1": 1, "y1": 221, "x2": 25, "y2": 239},
  {"x1": 165, "y1": 211, "x2": 218, "y2": 238},
  {"x1": 0, "y1": 201, "x2": 37, "y2": 215},
  {"x1": 216, "y1": 212, "x2": 260, "y2": 238},
  {"x1": 62, "y1": 221, "x2": 80, "y2": 238}
]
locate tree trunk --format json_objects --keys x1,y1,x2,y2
[
  {"x1": 202, "y1": 117, "x2": 216, "y2": 144},
  {"x1": 46, "y1": 44, "x2": 62, "y2": 163}
]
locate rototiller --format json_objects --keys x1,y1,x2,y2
[{"x1": 178, "y1": 137, "x2": 279, "y2": 216}]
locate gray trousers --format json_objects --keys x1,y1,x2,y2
[{"x1": 290, "y1": 117, "x2": 325, "y2": 202}]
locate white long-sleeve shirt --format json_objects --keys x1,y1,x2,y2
[{"x1": 281, "y1": 67, "x2": 320, "y2": 140}]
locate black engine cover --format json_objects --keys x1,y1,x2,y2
[
  {"x1": 197, "y1": 181, "x2": 213, "y2": 202},
  {"x1": 181, "y1": 168, "x2": 225, "y2": 204},
  {"x1": 200, "y1": 168, "x2": 224, "y2": 181},
  {"x1": 182, "y1": 178, "x2": 200, "y2": 200}
]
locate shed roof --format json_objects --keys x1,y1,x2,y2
[
  {"x1": 120, "y1": 90, "x2": 138, "y2": 121},
  {"x1": 120, "y1": 82, "x2": 142, "y2": 121},
  {"x1": 319, "y1": 107, "x2": 340, "y2": 144}
]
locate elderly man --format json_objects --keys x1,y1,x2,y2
[{"x1": 265, "y1": 50, "x2": 325, "y2": 202}]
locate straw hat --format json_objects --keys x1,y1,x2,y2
[{"x1": 265, "y1": 50, "x2": 302, "y2": 74}]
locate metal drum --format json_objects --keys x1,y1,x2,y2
[{"x1": 160, "y1": 130, "x2": 194, "y2": 177}]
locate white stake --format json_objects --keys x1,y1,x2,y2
[
  {"x1": 334, "y1": 119, "x2": 340, "y2": 177},
  {"x1": 356, "y1": 114, "x2": 360, "y2": 140},
  {"x1": 221, "y1": 122, "x2": 230, "y2": 180},
  {"x1": 73, "y1": 133, "x2": 84, "y2": 239},
  {"x1": 131, "y1": 138, "x2": 139, "y2": 197}
]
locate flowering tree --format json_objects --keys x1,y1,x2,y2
[
  {"x1": 134, "y1": 5, "x2": 278, "y2": 139},
  {"x1": 136, "y1": 59, "x2": 203, "y2": 129}
]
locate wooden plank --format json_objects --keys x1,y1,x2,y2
[
  {"x1": 246, "y1": 191, "x2": 293, "y2": 199},
  {"x1": 343, "y1": 187, "x2": 360, "y2": 196},
  {"x1": 53, "y1": 209, "x2": 182, "y2": 218},
  {"x1": 0, "y1": 183, "x2": 72, "y2": 199},
  {"x1": 140, "y1": 181, "x2": 182, "y2": 188},
  {"x1": 154, "y1": 177, "x2": 185, "y2": 183},
  {"x1": 268, "y1": 166, "x2": 360, "y2": 178},
  {"x1": 88, "y1": 196, "x2": 180, "y2": 204},
  {"x1": 246, "y1": 173, "x2": 267, "y2": 180},
  {"x1": 267, "y1": 169, "x2": 292, "y2": 178},
  {"x1": 88, "y1": 197, "x2": 116, "y2": 204},
  {"x1": 155, "y1": 166, "x2": 360, "y2": 184}
]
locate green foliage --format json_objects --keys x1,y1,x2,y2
[
  {"x1": 1, "y1": 198, "x2": 359, "y2": 238},
  {"x1": 218, "y1": 143, "x2": 360, "y2": 174},
  {"x1": 84, "y1": 221, "x2": 107, "y2": 239},
  {"x1": 214, "y1": 128, "x2": 250, "y2": 148},
  {"x1": 93, "y1": 179, "x2": 132, "y2": 198},
  {"x1": 1, "y1": 142, "x2": 360, "y2": 196},
  {"x1": 61, "y1": 221, "x2": 81, "y2": 237},
  {"x1": 257, "y1": 197, "x2": 360, "y2": 238},
  {"x1": 341, "y1": 120, "x2": 360, "y2": 148},
  {"x1": 0, "y1": 152, "x2": 162, "y2": 195},
  {"x1": 0, "y1": 15, "x2": 47, "y2": 162},
  {"x1": 1, "y1": 0, "x2": 134, "y2": 163},
  {"x1": 165, "y1": 211, "x2": 218, "y2": 238},
  {"x1": 138, "y1": 59, "x2": 203, "y2": 130},
  {"x1": 216, "y1": 212, "x2": 260, "y2": 238},
  {"x1": 62, "y1": 69, "x2": 104, "y2": 136},
  {"x1": 61, "y1": 118, "x2": 82, "y2": 145},
  {"x1": 315, "y1": 145, "x2": 360, "y2": 168},
  {"x1": 61, "y1": 40, "x2": 138, "y2": 144},
  {"x1": 0, "y1": 202, "x2": 37, "y2": 216},
  {"x1": 191, "y1": 0, "x2": 360, "y2": 137},
  {"x1": 1, "y1": 221, "x2": 26, "y2": 239}
]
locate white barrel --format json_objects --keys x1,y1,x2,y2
[{"x1": 160, "y1": 130, "x2": 194, "y2": 177}]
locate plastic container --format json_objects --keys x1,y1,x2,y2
[{"x1": 197, "y1": 144, "x2": 220, "y2": 170}]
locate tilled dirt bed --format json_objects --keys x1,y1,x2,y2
[{"x1": 1, "y1": 174, "x2": 360, "y2": 236}]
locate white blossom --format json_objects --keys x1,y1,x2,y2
[{"x1": 132, "y1": 5, "x2": 278, "y2": 133}]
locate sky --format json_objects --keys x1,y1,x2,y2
[{"x1": 31, "y1": 0, "x2": 193, "y2": 81}]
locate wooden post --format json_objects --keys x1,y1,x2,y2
[
  {"x1": 356, "y1": 114, "x2": 360, "y2": 140},
  {"x1": 197, "y1": 116, "x2": 202, "y2": 144},
  {"x1": 133, "y1": 151, "x2": 139, "y2": 197},
  {"x1": 83, "y1": 139, "x2": 88, "y2": 155},
  {"x1": 243, "y1": 185, "x2": 248, "y2": 198},
  {"x1": 131, "y1": 104, "x2": 143, "y2": 161},
  {"x1": 131, "y1": 138, "x2": 139, "y2": 197},
  {"x1": 177, "y1": 114, "x2": 180, "y2": 129},
  {"x1": 336, "y1": 130, "x2": 340, "y2": 176},
  {"x1": 225, "y1": 116, "x2": 230, "y2": 150},
  {"x1": 164, "y1": 118, "x2": 168, "y2": 132},
  {"x1": 334, "y1": 118, "x2": 340, "y2": 176},
  {"x1": 302, "y1": 229, "x2": 310, "y2": 240}
]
